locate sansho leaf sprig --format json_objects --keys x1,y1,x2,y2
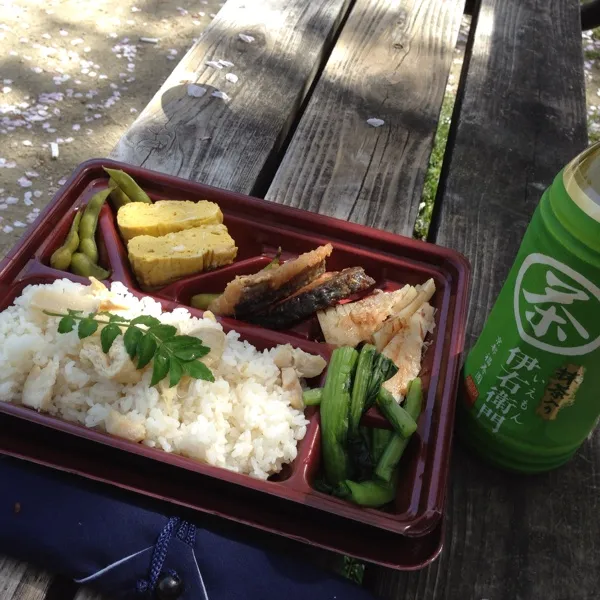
[{"x1": 44, "y1": 309, "x2": 214, "y2": 387}]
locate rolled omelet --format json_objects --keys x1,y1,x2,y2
[
  {"x1": 128, "y1": 224, "x2": 238, "y2": 288},
  {"x1": 117, "y1": 200, "x2": 223, "y2": 241}
]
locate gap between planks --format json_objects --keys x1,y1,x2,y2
[{"x1": 265, "y1": 0, "x2": 466, "y2": 239}]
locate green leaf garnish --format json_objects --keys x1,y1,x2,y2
[
  {"x1": 150, "y1": 349, "x2": 170, "y2": 387},
  {"x1": 136, "y1": 333, "x2": 157, "y2": 369},
  {"x1": 183, "y1": 360, "x2": 214, "y2": 382},
  {"x1": 165, "y1": 335, "x2": 205, "y2": 347},
  {"x1": 123, "y1": 326, "x2": 143, "y2": 359},
  {"x1": 109, "y1": 314, "x2": 128, "y2": 323},
  {"x1": 173, "y1": 346, "x2": 209, "y2": 362},
  {"x1": 148, "y1": 324, "x2": 177, "y2": 341},
  {"x1": 130, "y1": 315, "x2": 161, "y2": 327},
  {"x1": 78, "y1": 317, "x2": 98, "y2": 339},
  {"x1": 101, "y1": 323, "x2": 122, "y2": 353},
  {"x1": 58, "y1": 316, "x2": 76, "y2": 333},
  {"x1": 169, "y1": 356, "x2": 184, "y2": 387},
  {"x1": 44, "y1": 308, "x2": 215, "y2": 387},
  {"x1": 164, "y1": 336, "x2": 210, "y2": 360}
]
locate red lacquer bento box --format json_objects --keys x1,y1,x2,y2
[{"x1": 0, "y1": 158, "x2": 470, "y2": 569}]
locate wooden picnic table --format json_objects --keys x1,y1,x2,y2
[{"x1": 1, "y1": 0, "x2": 598, "y2": 598}]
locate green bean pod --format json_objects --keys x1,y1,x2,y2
[
  {"x1": 303, "y1": 388, "x2": 323, "y2": 406},
  {"x1": 376, "y1": 386, "x2": 418, "y2": 438},
  {"x1": 320, "y1": 346, "x2": 358, "y2": 486},
  {"x1": 344, "y1": 475, "x2": 397, "y2": 508},
  {"x1": 108, "y1": 177, "x2": 131, "y2": 210},
  {"x1": 70, "y1": 252, "x2": 111, "y2": 280},
  {"x1": 50, "y1": 211, "x2": 82, "y2": 271},
  {"x1": 190, "y1": 293, "x2": 220, "y2": 310},
  {"x1": 77, "y1": 188, "x2": 111, "y2": 264},
  {"x1": 371, "y1": 428, "x2": 393, "y2": 463},
  {"x1": 103, "y1": 167, "x2": 152, "y2": 203},
  {"x1": 365, "y1": 353, "x2": 398, "y2": 411},
  {"x1": 375, "y1": 378, "x2": 423, "y2": 483},
  {"x1": 348, "y1": 344, "x2": 376, "y2": 439},
  {"x1": 261, "y1": 247, "x2": 282, "y2": 271}
]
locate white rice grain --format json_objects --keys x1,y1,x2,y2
[{"x1": 0, "y1": 280, "x2": 309, "y2": 480}]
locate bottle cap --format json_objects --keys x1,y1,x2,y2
[{"x1": 563, "y1": 141, "x2": 600, "y2": 223}]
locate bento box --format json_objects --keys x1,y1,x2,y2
[{"x1": 0, "y1": 158, "x2": 470, "y2": 569}]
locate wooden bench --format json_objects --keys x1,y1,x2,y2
[{"x1": 1, "y1": 0, "x2": 597, "y2": 598}]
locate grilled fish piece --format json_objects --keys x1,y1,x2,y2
[
  {"x1": 247, "y1": 267, "x2": 375, "y2": 329},
  {"x1": 208, "y1": 244, "x2": 333, "y2": 317},
  {"x1": 316, "y1": 285, "x2": 415, "y2": 347}
]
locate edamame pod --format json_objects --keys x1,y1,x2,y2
[
  {"x1": 78, "y1": 188, "x2": 111, "y2": 264},
  {"x1": 70, "y1": 252, "x2": 111, "y2": 280},
  {"x1": 190, "y1": 293, "x2": 220, "y2": 310},
  {"x1": 108, "y1": 177, "x2": 131, "y2": 210},
  {"x1": 50, "y1": 211, "x2": 82, "y2": 271},
  {"x1": 103, "y1": 167, "x2": 152, "y2": 203}
]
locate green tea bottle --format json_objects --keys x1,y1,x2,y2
[{"x1": 457, "y1": 141, "x2": 600, "y2": 473}]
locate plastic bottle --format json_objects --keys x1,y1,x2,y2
[{"x1": 457, "y1": 141, "x2": 600, "y2": 472}]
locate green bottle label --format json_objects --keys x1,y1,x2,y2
[
  {"x1": 514, "y1": 254, "x2": 600, "y2": 355},
  {"x1": 460, "y1": 169, "x2": 600, "y2": 472}
]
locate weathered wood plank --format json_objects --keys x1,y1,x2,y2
[
  {"x1": 0, "y1": 556, "x2": 53, "y2": 600},
  {"x1": 430, "y1": 0, "x2": 588, "y2": 348},
  {"x1": 111, "y1": 0, "x2": 352, "y2": 195},
  {"x1": 265, "y1": 0, "x2": 465, "y2": 237},
  {"x1": 371, "y1": 1, "x2": 598, "y2": 599},
  {"x1": 72, "y1": 588, "x2": 105, "y2": 600}
]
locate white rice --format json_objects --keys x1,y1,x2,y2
[{"x1": 0, "y1": 279, "x2": 309, "y2": 480}]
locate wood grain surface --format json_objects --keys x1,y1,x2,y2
[
  {"x1": 110, "y1": 0, "x2": 352, "y2": 196},
  {"x1": 0, "y1": 557, "x2": 53, "y2": 600},
  {"x1": 265, "y1": 0, "x2": 465, "y2": 237},
  {"x1": 369, "y1": 1, "x2": 599, "y2": 599},
  {"x1": 431, "y1": 0, "x2": 588, "y2": 347},
  {"x1": 72, "y1": 588, "x2": 104, "y2": 600}
]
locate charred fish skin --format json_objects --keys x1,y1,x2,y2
[
  {"x1": 234, "y1": 261, "x2": 326, "y2": 318},
  {"x1": 208, "y1": 244, "x2": 333, "y2": 317},
  {"x1": 247, "y1": 267, "x2": 376, "y2": 329}
]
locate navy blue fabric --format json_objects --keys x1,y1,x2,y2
[{"x1": 0, "y1": 457, "x2": 374, "y2": 599}]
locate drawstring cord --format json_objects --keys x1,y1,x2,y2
[{"x1": 136, "y1": 517, "x2": 196, "y2": 595}]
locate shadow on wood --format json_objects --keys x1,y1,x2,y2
[
  {"x1": 110, "y1": 0, "x2": 355, "y2": 195},
  {"x1": 582, "y1": 0, "x2": 600, "y2": 30}
]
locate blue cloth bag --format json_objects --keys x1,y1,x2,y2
[{"x1": 0, "y1": 457, "x2": 375, "y2": 599}]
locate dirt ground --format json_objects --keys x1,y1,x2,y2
[{"x1": 0, "y1": 0, "x2": 223, "y2": 256}]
